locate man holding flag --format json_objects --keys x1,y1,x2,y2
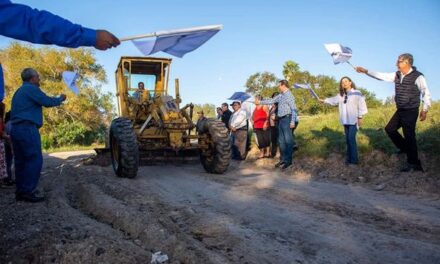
[
  {"x1": 11, "y1": 68, "x2": 66, "y2": 202},
  {"x1": 256, "y1": 80, "x2": 298, "y2": 170},
  {"x1": 0, "y1": 0, "x2": 120, "y2": 101},
  {"x1": 0, "y1": 0, "x2": 119, "y2": 202},
  {"x1": 356, "y1": 53, "x2": 431, "y2": 172}
]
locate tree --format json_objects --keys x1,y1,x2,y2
[
  {"x1": 244, "y1": 71, "x2": 278, "y2": 97},
  {"x1": 282, "y1": 60, "x2": 326, "y2": 114},
  {"x1": 192, "y1": 103, "x2": 216, "y2": 122},
  {"x1": 282, "y1": 60, "x2": 382, "y2": 114},
  {"x1": 243, "y1": 59, "x2": 383, "y2": 115},
  {"x1": 0, "y1": 42, "x2": 114, "y2": 148}
]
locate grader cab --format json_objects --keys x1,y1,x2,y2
[{"x1": 109, "y1": 56, "x2": 231, "y2": 178}]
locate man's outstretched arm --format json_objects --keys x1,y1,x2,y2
[{"x1": 0, "y1": 0, "x2": 119, "y2": 50}]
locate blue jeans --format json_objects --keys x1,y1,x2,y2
[
  {"x1": 344, "y1": 125, "x2": 358, "y2": 164},
  {"x1": 11, "y1": 122, "x2": 43, "y2": 195},
  {"x1": 278, "y1": 116, "x2": 294, "y2": 165}
]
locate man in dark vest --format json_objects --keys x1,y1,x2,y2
[{"x1": 356, "y1": 53, "x2": 431, "y2": 172}]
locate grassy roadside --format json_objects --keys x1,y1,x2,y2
[{"x1": 294, "y1": 102, "x2": 440, "y2": 158}]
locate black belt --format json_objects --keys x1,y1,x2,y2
[
  {"x1": 397, "y1": 107, "x2": 419, "y2": 112},
  {"x1": 237, "y1": 126, "x2": 248, "y2": 131},
  {"x1": 279, "y1": 114, "x2": 291, "y2": 119}
]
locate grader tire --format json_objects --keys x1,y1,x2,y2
[
  {"x1": 200, "y1": 119, "x2": 231, "y2": 174},
  {"x1": 110, "y1": 117, "x2": 139, "y2": 178}
]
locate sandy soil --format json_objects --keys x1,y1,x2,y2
[{"x1": 1, "y1": 150, "x2": 439, "y2": 264}]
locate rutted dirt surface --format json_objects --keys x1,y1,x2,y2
[{"x1": 1, "y1": 150, "x2": 440, "y2": 263}]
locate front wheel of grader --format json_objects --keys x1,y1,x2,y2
[
  {"x1": 110, "y1": 117, "x2": 139, "y2": 178},
  {"x1": 199, "y1": 119, "x2": 231, "y2": 174}
]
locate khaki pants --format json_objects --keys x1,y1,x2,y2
[{"x1": 231, "y1": 129, "x2": 247, "y2": 160}]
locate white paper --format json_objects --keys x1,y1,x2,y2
[
  {"x1": 324, "y1": 43, "x2": 352, "y2": 65},
  {"x1": 62, "y1": 71, "x2": 80, "y2": 95}
]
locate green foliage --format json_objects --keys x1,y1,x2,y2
[
  {"x1": 245, "y1": 71, "x2": 278, "y2": 97},
  {"x1": 244, "y1": 59, "x2": 382, "y2": 115},
  {"x1": 192, "y1": 103, "x2": 217, "y2": 122},
  {"x1": 294, "y1": 102, "x2": 440, "y2": 158},
  {"x1": 0, "y1": 42, "x2": 114, "y2": 150}
]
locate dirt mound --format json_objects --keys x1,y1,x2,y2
[
  {"x1": 247, "y1": 147, "x2": 440, "y2": 196},
  {"x1": 83, "y1": 149, "x2": 112, "y2": 166}
]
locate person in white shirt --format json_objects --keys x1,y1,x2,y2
[
  {"x1": 229, "y1": 101, "x2": 248, "y2": 160},
  {"x1": 320, "y1": 76, "x2": 368, "y2": 165},
  {"x1": 355, "y1": 53, "x2": 431, "y2": 172}
]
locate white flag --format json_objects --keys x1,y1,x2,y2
[
  {"x1": 324, "y1": 43, "x2": 353, "y2": 65},
  {"x1": 121, "y1": 25, "x2": 223, "y2": 58},
  {"x1": 62, "y1": 71, "x2": 79, "y2": 95}
]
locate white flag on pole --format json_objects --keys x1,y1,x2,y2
[
  {"x1": 293, "y1": 83, "x2": 320, "y2": 100},
  {"x1": 324, "y1": 43, "x2": 353, "y2": 65},
  {"x1": 121, "y1": 25, "x2": 223, "y2": 58},
  {"x1": 62, "y1": 71, "x2": 79, "y2": 95}
]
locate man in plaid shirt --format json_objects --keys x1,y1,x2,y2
[{"x1": 256, "y1": 80, "x2": 297, "y2": 169}]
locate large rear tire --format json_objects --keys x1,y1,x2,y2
[
  {"x1": 110, "y1": 117, "x2": 139, "y2": 178},
  {"x1": 199, "y1": 119, "x2": 231, "y2": 174}
]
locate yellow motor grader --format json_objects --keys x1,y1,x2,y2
[{"x1": 107, "y1": 56, "x2": 231, "y2": 178}]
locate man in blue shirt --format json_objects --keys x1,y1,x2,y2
[
  {"x1": 256, "y1": 80, "x2": 297, "y2": 170},
  {"x1": 0, "y1": 0, "x2": 120, "y2": 101},
  {"x1": 11, "y1": 68, "x2": 66, "y2": 202}
]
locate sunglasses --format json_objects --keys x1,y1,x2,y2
[{"x1": 344, "y1": 95, "x2": 348, "y2": 104}]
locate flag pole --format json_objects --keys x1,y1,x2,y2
[
  {"x1": 346, "y1": 61, "x2": 356, "y2": 70},
  {"x1": 120, "y1": 24, "x2": 223, "y2": 42}
]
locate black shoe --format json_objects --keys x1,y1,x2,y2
[
  {"x1": 274, "y1": 161, "x2": 285, "y2": 168},
  {"x1": 16, "y1": 193, "x2": 45, "y2": 203},
  {"x1": 280, "y1": 163, "x2": 293, "y2": 170},
  {"x1": 400, "y1": 163, "x2": 424, "y2": 173}
]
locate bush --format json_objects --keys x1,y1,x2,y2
[{"x1": 41, "y1": 121, "x2": 108, "y2": 150}]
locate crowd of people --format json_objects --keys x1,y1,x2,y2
[
  {"x1": 211, "y1": 52, "x2": 431, "y2": 173},
  {"x1": 212, "y1": 80, "x2": 302, "y2": 170}
]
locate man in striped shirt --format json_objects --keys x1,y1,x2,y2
[
  {"x1": 356, "y1": 53, "x2": 431, "y2": 172},
  {"x1": 256, "y1": 80, "x2": 297, "y2": 169}
]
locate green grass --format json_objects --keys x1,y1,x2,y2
[
  {"x1": 43, "y1": 144, "x2": 104, "y2": 154},
  {"x1": 294, "y1": 102, "x2": 440, "y2": 158}
]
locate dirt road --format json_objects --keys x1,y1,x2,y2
[{"x1": 1, "y1": 151, "x2": 439, "y2": 263}]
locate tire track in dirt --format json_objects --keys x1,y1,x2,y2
[
  {"x1": 74, "y1": 162, "x2": 440, "y2": 264},
  {"x1": 66, "y1": 165, "x2": 236, "y2": 263},
  {"x1": 189, "y1": 163, "x2": 440, "y2": 245},
  {"x1": 33, "y1": 152, "x2": 440, "y2": 264},
  {"x1": 142, "y1": 164, "x2": 440, "y2": 263},
  {"x1": 1, "y1": 155, "x2": 151, "y2": 264},
  {"x1": 71, "y1": 164, "x2": 312, "y2": 263}
]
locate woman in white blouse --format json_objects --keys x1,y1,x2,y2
[{"x1": 319, "y1": 77, "x2": 368, "y2": 165}]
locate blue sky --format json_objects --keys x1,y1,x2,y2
[{"x1": 2, "y1": 0, "x2": 439, "y2": 108}]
